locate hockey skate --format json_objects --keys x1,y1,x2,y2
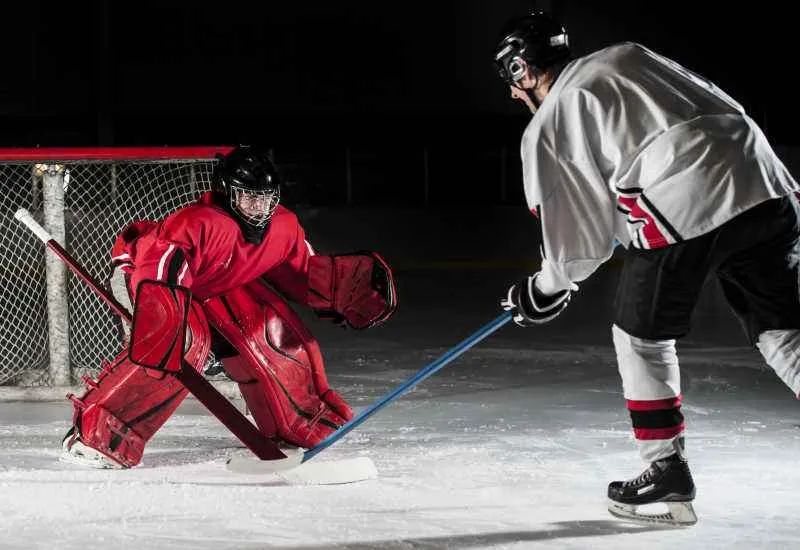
[
  {"x1": 60, "y1": 427, "x2": 125, "y2": 470},
  {"x1": 607, "y1": 452, "x2": 697, "y2": 527},
  {"x1": 202, "y1": 358, "x2": 230, "y2": 381}
]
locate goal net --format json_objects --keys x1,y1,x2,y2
[{"x1": 0, "y1": 147, "x2": 231, "y2": 389}]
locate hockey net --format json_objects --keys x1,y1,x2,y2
[{"x1": 0, "y1": 147, "x2": 231, "y2": 389}]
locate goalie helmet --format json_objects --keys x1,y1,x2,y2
[
  {"x1": 494, "y1": 11, "x2": 571, "y2": 85},
  {"x1": 212, "y1": 145, "x2": 281, "y2": 228}
]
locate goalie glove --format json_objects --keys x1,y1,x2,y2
[
  {"x1": 500, "y1": 273, "x2": 571, "y2": 327},
  {"x1": 307, "y1": 252, "x2": 397, "y2": 330}
]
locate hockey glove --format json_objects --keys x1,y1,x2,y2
[
  {"x1": 500, "y1": 273, "x2": 571, "y2": 327},
  {"x1": 307, "y1": 252, "x2": 397, "y2": 330}
]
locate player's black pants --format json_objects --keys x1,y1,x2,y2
[{"x1": 615, "y1": 196, "x2": 800, "y2": 344}]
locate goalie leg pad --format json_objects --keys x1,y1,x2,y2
[
  {"x1": 67, "y1": 301, "x2": 210, "y2": 468},
  {"x1": 203, "y1": 281, "x2": 353, "y2": 449},
  {"x1": 74, "y1": 404, "x2": 147, "y2": 468}
]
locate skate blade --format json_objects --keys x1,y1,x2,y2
[
  {"x1": 59, "y1": 449, "x2": 124, "y2": 470},
  {"x1": 607, "y1": 499, "x2": 697, "y2": 527}
]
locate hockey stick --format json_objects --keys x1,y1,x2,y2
[
  {"x1": 14, "y1": 208, "x2": 288, "y2": 461},
  {"x1": 14, "y1": 210, "x2": 132, "y2": 322},
  {"x1": 227, "y1": 311, "x2": 513, "y2": 474}
]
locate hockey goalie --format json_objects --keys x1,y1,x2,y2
[{"x1": 61, "y1": 145, "x2": 397, "y2": 469}]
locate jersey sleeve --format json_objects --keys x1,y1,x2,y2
[
  {"x1": 127, "y1": 213, "x2": 196, "y2": 298},
  {"x1": 261, "y1": 217, "x2": 315, "y2": 304},
  {"x1": 522, "y1": 89, "x2": 618, "y2": 295}
]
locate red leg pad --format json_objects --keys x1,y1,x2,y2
[
  {"x1": 204, "y1": 282, "x2": 353, "y2": 449},
  {"x1": 69, "y1": 302, "x2": 210, "y2": 467},
  {"x1": 79, "y1": 404, "x2": 147, "y2": 468}
]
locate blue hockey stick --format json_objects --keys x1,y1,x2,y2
[{"x1": 303, "y1": 311, "x2": 513, "y2": 462}]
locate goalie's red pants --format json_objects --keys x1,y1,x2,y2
[{"x1": 69, "y1": 281, "x2": 353, "y2": 468}]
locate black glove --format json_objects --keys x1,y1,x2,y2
[{"x1": 500, "y1": 273, "x2": 571, "y2": 327}]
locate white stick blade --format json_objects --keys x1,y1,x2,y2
[
  {"x1": 14, "y1": 209, "x2": 53, "y2": 243},
  {"x1": 226, "y1": 447, "x2": 304, "y2": 474},
  {"x1": 226, "y1": 453, "x2": 377, "y2": 485},
  {"x1": 278, "y1": 457, "x2": 377, "y2": 485}
]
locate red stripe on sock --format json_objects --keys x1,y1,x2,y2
[
  {"x1": 633, "y1": 424, "x2": 685, "y2": 441},
  {"x1": 626, "y1": 395, "x2": 682, "y2": 411}
]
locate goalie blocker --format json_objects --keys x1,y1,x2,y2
[{"x1": 65, "y1": 252, "x2": 396, "y2": 469}]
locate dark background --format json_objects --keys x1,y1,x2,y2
[
  {"x1": 2, "y1": 1, "x2": 791, "y2": 349},
  {"x1": 1, "y1": 1, "x2": 796, "y2": 154}
]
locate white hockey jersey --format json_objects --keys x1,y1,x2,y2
[{"x1": 522, "y1": 42, "x2": 800, "y2": 295}]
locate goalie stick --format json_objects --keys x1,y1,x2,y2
[
  {"x1": 14, "y1": 209, "x2": 287, "y2": 461},
  {"x1": 226, "y1": 311, "x2": 513, "y2": 474}
]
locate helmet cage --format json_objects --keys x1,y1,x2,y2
[
  {"x1": 494, "y1": 18, "x2": 570, "y2": 85},
  {"x1": 494, "y1": 39, "x2": 528, "y2": 84},
  {"x1": 229, "y1": 184, "x2": 280, "y2": 228}
]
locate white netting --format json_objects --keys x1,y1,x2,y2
[
  {"x1": 0, "y1": 165, "x2": 49, "y2": 385},
  {"x1": 0, "y1": 154, "x2": 218, "y2": 386}
]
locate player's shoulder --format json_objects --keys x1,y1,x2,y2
[
  {"x1": 270, "y1": 204, "x2": 301, "y2": 230},
  {"x1": 551, "y1": 42, "x2": 654, "y2": 109},
  {"x1": 579, "y1": 42, "x2": 648, "y2": 66},
  {"x1": 564, "y1": 42, "x2": 656, "y2": 90},
  {"x1": 161, "y1": 193, "x2": 238, "y2": 235}
]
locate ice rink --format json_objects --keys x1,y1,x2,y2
[
  {"x1": 2, "y1": 207, "x2": 798, "y2": 549},
  {"x1": 2, "y1": 340, "x2": 799, "y2": 549}
]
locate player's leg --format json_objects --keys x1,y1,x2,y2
[
  {"x1": 611, "y1": 326, "x2": 685, "y2": 462},
  {"x1": 62, "y1": 301, "x2": 211, "y2": 468},
  {"x1": 608, "y1": 236, "x2": 715, "y2": 525},
  {"x1": 715, "y1": 196, "x2": 800, "y2": 395},
  {"x1": 203, "y1": 281, "x2": 353, "y2": 450},
  {"x1": 757, "y1": 329, "x2": 800, "y2": 393}
]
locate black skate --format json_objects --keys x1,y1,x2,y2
[
  {"x1": 607, "y1": 453, "x2": 697, "y2": 527},
  {"x1": 203, "y1": 358, "x2": 230, "y2": 380}
]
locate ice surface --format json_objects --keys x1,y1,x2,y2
[
  {"x1": 2, "y1": 344, "x2": 799, "y2": 549},
  {"x1": 2, "y1": 186, "x2": 793, "y2": 548}
]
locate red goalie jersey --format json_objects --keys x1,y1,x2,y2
[{"x1": 112, "y1": 192, "x2": 315, "y2": 304}]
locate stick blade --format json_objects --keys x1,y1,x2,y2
[
  {"x1": 226, "y1": 446, "x2": 304, "y2": 474},
  {"x1": 226, "y1": 453, "x2": 377, "y2": 485},
  {"x1": 279, "y1": 456, "x2": 377, "y2": 485}
]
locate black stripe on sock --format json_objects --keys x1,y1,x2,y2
[{"x1": 629, "y1": 408, "x2": 684, "y2": 429}]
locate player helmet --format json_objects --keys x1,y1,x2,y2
[
  {"x1": 494, "y1": 12, "x2": 571, "y2": 85},
  {"x1": 212, "y1": 145, "x2": 281, "y2": 228}
]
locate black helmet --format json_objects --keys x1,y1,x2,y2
[
  {"x1": 494, "y1": 12, "x2": 570, "y2": 85},
  {"x1": 212, "y1": 145, "x2": 281, "y2": 228}
]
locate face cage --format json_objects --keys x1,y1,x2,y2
[
  {"x1": 495, "y1": 41, "x2": 526, "y2": 85},
  {"x1": 230, "y1": 185, "x2": 280, "y2": 228}
]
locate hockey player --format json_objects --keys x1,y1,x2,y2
[
  {"x1": 494, "y1": 12, "x2": 800, "y2": 526},
  {"x1": 61, "y1": 145, "x2": 396, "y2": 469}
]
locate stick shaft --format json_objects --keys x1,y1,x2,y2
[{"x1": 304, "y1": 311, "x2": 513, "y2": 461}]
